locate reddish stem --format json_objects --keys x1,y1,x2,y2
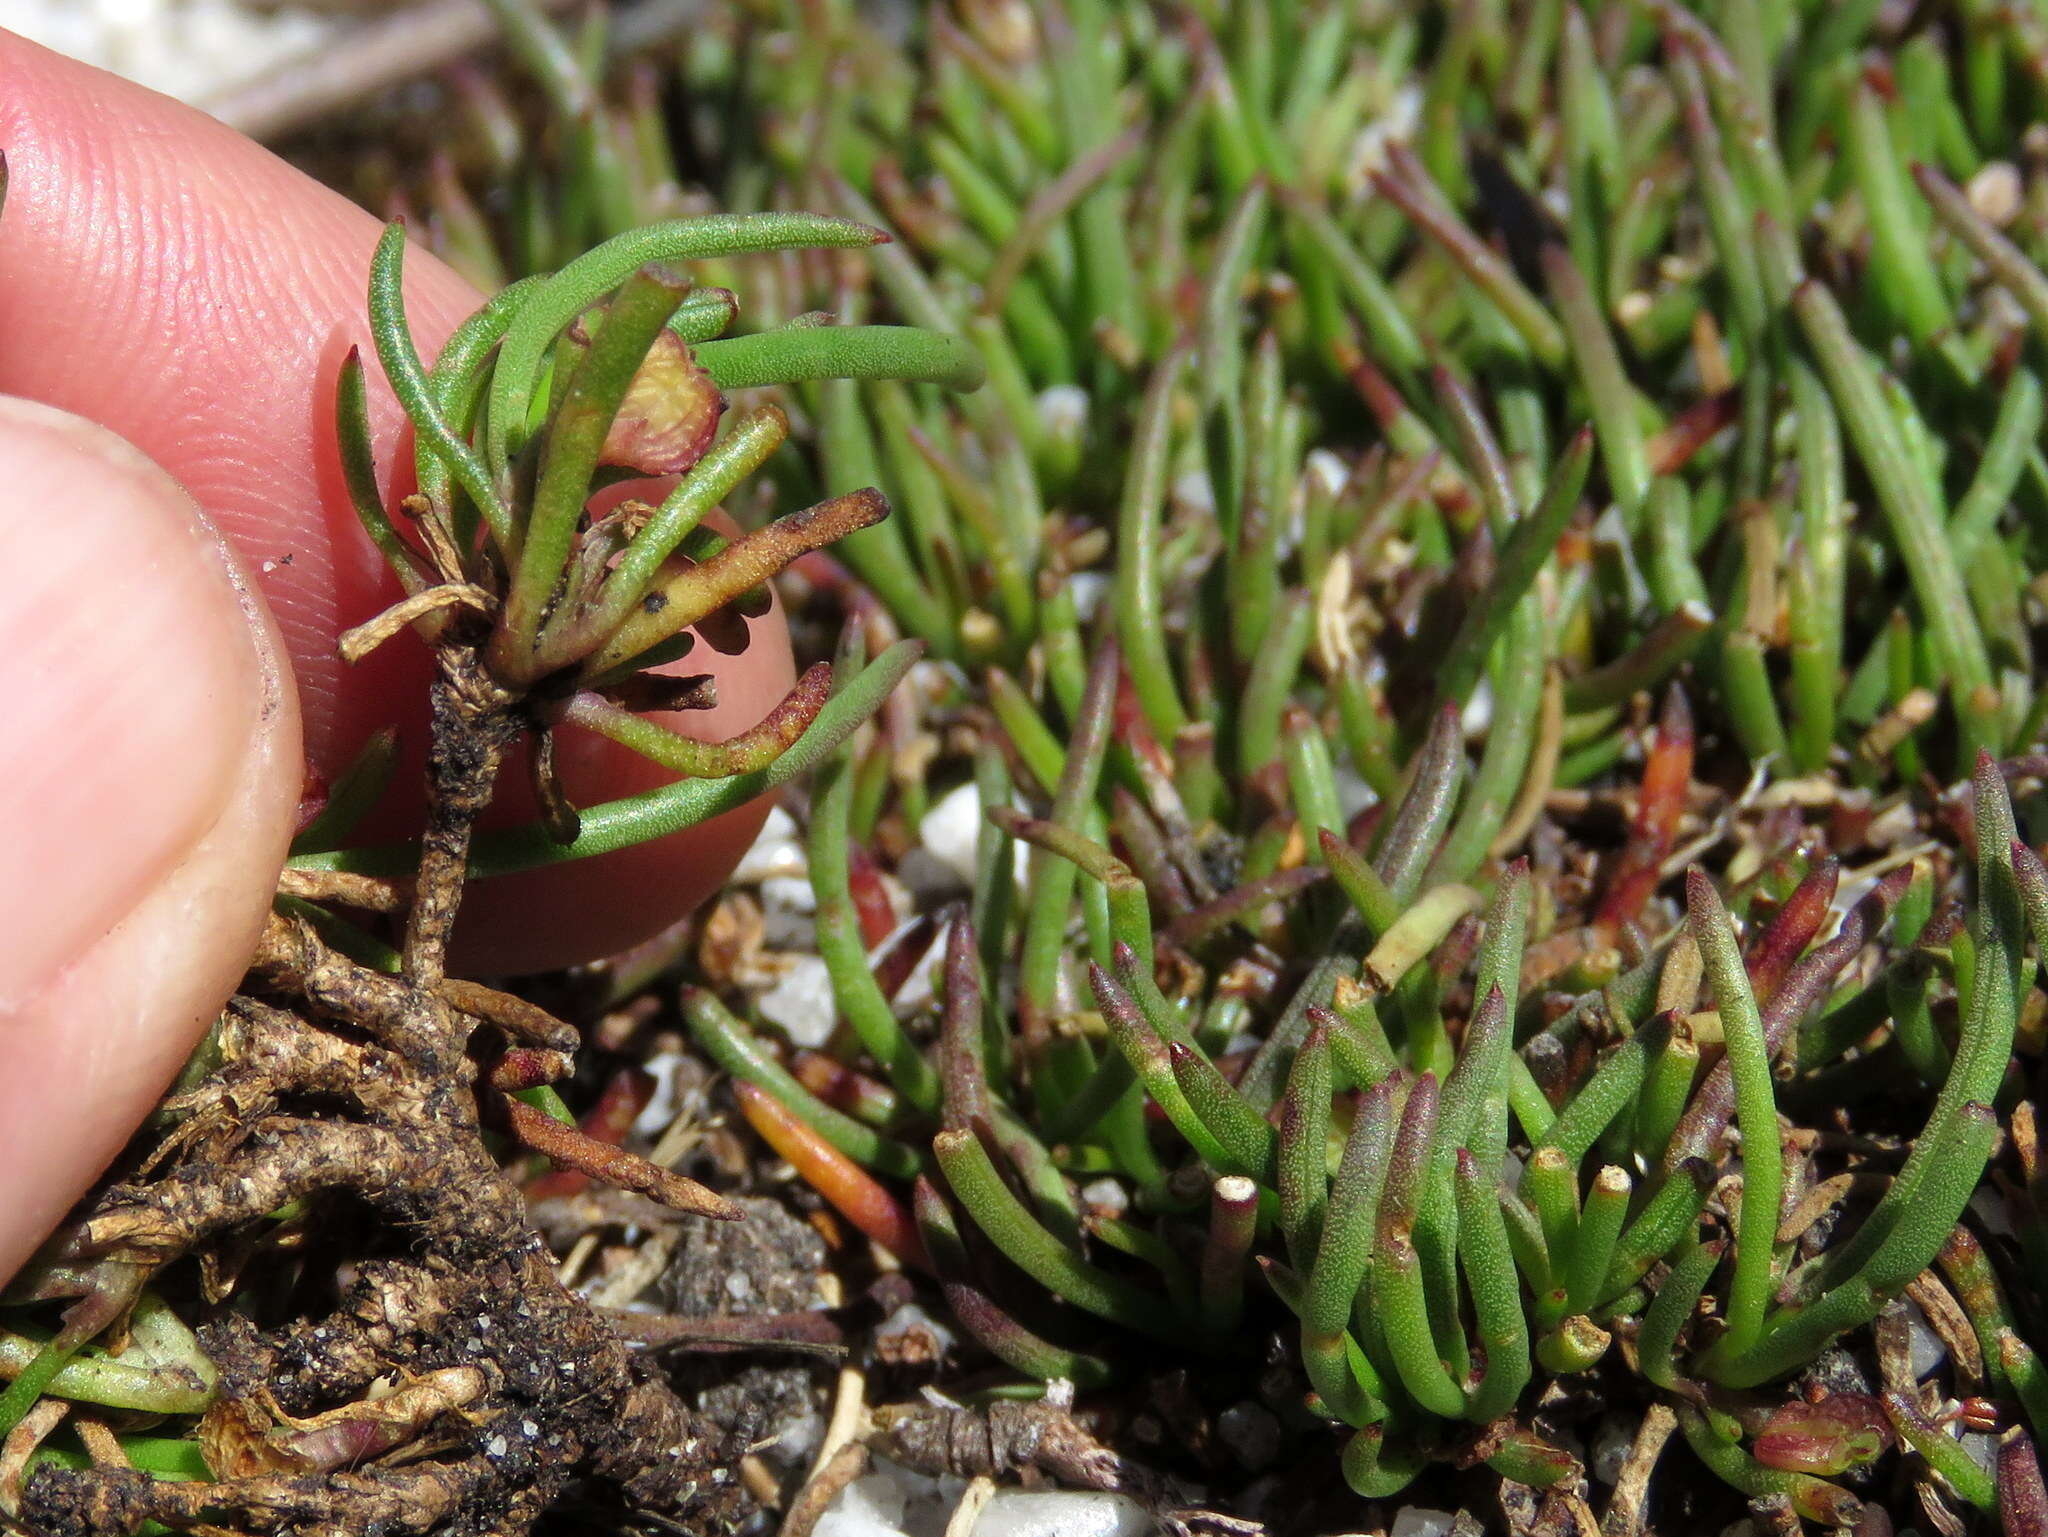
[
  {"x1": 501, "y1": 1095, "x2": 738, "y2": 1220},
  {"x1": 1595, "y1": 683, "x2": 1694, "y2": 929},
  {"x1": 794, "y1": 1052, "x2": 900, "y2": 1122},
  {"x1": 1743, "y1": 859, "x2": 1839, "y2": 1006},
  {"x1": 734, "y1": 1082, "x2": 930, "y2": 1274},
  {"x1": 525, "y1": 1068, "x2": 655, "y2": 1200},
  {"x1": 846, "y1": 844, "x2": 900, "y2": 950}
]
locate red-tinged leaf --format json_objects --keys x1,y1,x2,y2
[
  {"x1": 1753, "y1": 1394, "x2": 1893, "y2": 1476},
  {"x1": 489, "y1": 1048, "x2": 573, "y2": 1092},
  {"x1": 847, "y1": 843, "x2": 899, "y2": 950},
  {"x1": 601, "y1": 328, "x2": 724, "y2": 476},
  {"x1": 1113, "y1": 666, "x2": 1175, "y2": 781},
  {"x1": 734, "y1": 1082, "x2": 931, "y2": 1273},
  {"x1": 794, "y1": 1050, "x2": 899, "y2": 1122},
  {"x1": 940, "y1": 913, "x2": 989, "y2": 1134},
  {"x1": 1646, "y1": 389, "x2": 1741, "y2": 475},
  {"x1": 1346, "y1": 803, "x2": 1384, "y2": 848},
  {"x1": 1745, "y1": 859, "x2": 1840, "y2": 1004},
  {"x1": 1335, "y1": 340, "x2": 1412, "y2": 435},
  {"x1": 1595, "y1": 683, "x2": 1694, "y2": 929},
  {"x1": 873, "y1": 910, "x2": 943, "y2": 1006},
  {"x1": 1999, "y1": 1431, "x2": 2048, "y2": 1537}
]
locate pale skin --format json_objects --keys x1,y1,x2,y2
[{"x1": 0, "y1": 33, "x2": 798, "y2": 1281}]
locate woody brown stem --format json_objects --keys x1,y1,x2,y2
[
  {"x1": 437, "y1": 979, "x2": 579, "y2": 1051},
  {"x1": 495, "y1": 1095, "x2": 743, "y2": 1220},
  {"x1": 404, "y1": 648, "x2": 520, "y2": 992},
  {"x1": 26, "y1": 1456, "x2": 489, "y2": 1535}
]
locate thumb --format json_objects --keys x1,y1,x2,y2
[{"x1": 0, "y1": 397, "x2": 300, "y2": 1282}]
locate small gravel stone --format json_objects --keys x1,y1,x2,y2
[
  {"x1": 757, "y1": 955, "x2": 837, "y2": 1047},
  {"x1": 883, "y1": 920, "x2": 948, "y2": 1018},
  {"x1": 919, "y1": 780, "x2": 1033, "y2": 891},
  {"x1": 972, "y1": 1490, "x2": 1150, "y2": 1537},
  {"x1": 897, "y1": 847, "x2": 970, "y2": 902},
  {"x1": 1461, "y1": 675, "x2": 1494, "y2": 736},
  {"x1": 630, "y1": 1057, "x2": 696, "y2": 1147},
  {"x1": 1391, "y1": 1507, "x2": 1454, "y2": 1537},
  {"x1": 1334, "y1": 765, "x2": 1376, "y2": 820},
  {"x1": 921, "y1": 782, "x2": 983, "y2": 889},
  {"x1": 874, "y1": 1302, "x2": 956, "y2": 1366},
  {"x1": 1904, "y1": 1298, "x2": 1948, "y2": 1379},
  {"x1": 760, "y1": 873, "x2": 818, "y2": 917},
  {"x1": 1036, "y1": 385, "x2": 1088, "y2": 439},
  {"x1": 1172, "y1": 470, "x2": 1217, "y2": 515},
  {"x1": 1069, "y1": 571, "x2": 1111, "y2": 623},
  {"x1": 816, "y1": 1459, "x2": 965, "y2": 1537},
  {"x1": 1305, "y1": 448, "x2": 1350, "y2": 499},
  {"x1": 733, "y1": 807, "x2": 808, "y2": 884},
  {"x1": 1217, "y1": 1401, "x2": 1281, "y2": 1470},
  {"x1": 1969, "y1": 162, "x2": 2024, "y2": 226},
  {"x1": 1345, "y1": 82, "x2": 1422, "y2": 190},
  {"x1": 1591, "y1": 1413, "x2": 1635, "y2": 1485},
  {"x1": 1961, "y1": 1429, "x2": 1999, "y2": 1476},
  {"x1": 1079, "y1": 1178, "x2": 1129, "y2": 1220},
  {"x1": 816, "y1": 1472, "x2": 909, "y2": 1537}
]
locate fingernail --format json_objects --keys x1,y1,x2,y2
[{"x1": 0, "y1": 398, "x2": 263, "y2": 1010}]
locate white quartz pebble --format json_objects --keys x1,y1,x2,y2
[
  {"x1": 972, "y1": 1491, "x2": 1150, "y2": 1537},
  {"x1": 756, "y1": 955, "x2": 838, "y2": 1048},
  {"x1": 815, "y1": 1473, "x2": 910, "y2": 1537}
]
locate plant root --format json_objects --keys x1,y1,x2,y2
[{"x1": 16, "y1": 644, "x2": 747, "y2": 1537}]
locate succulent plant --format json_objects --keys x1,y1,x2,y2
[
  {"x1": 290, "y1": 0, "x2": 2048, "y2": 1524},
  {"x1": 282, "y1": 211, "x2": 982, "y2": 906},
  {"x1": 689, "y1": 671, "x2": 2043, "y2": 1518},
  {"x1": 643, "y1": 0, "x2": 2048, "y2": 1524}
]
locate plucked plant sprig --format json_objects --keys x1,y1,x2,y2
[{"x1": 288, "y1": 211, "x2": 982, "y2": 882}]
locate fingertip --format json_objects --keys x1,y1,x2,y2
[
  {"x1": 0, "y1": 397, "x2": 301, "y2": 1281},
  {"x1": 0, "y1": 28, "x2": 479, "y2": 768}
]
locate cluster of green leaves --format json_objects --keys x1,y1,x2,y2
[
  {"x1": 703, "y1": 0, "x2": 2048, "y2": 783},
  {"x1": 0, "y1": 1287, "x2": 218, "y2": 1450},
  {"x1": 691, "y1": 696, "x2": 2040, "y2": 1513}
]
